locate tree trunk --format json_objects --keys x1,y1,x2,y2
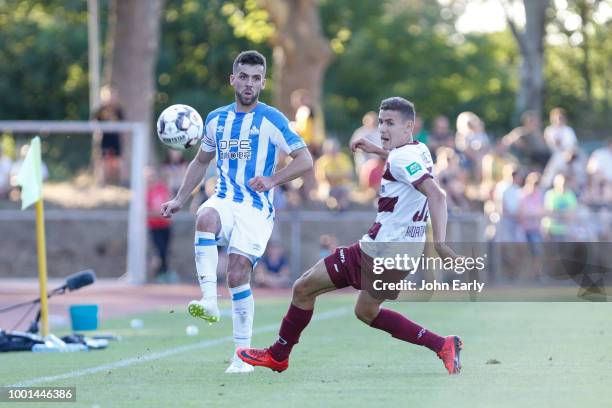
[
  {"x1": 259, "y1": 0, "x2": 332, "y2": 118},
  {"x1": 106, "y1": 0, "x2": 164, "y2": 171},
  {"x1": 516, "y1": 46, "x2": 544, "y2": 120},
  {"x1": 577, "y1": 1, "x2": 592, "y2": 105},
  {"x1": 507, "y1": 0, "x2": 548, "y2": 121},
  {"x1": 102, "y1": 0, "x2": 117, "y2": 88}
]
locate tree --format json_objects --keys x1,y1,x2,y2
[
  {"x1": 546, "y1": 0, "x2": 610, "y2": 135},
  {"x1": 502, "y1": 0, "x2": 549, "y2": 120},
  {"x1": 222, "y1": 0, "x2": 332, "y2": 117},
  {"x1": 258, "y1": 0, "x2": 332, "y2": 117},
  {"x1": 320, "y1": 0, "x2": 517, "y2": 137},
  {"x1": 104, "y1": 0, "x2": 165, "y2": 166},
  {"x1": 0, "y1": 0, "x2": 93, "y2": 178},
  {"x1": 0, "y1": 0, "x2": 90, "y2": 121}
]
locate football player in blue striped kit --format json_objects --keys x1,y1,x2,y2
[{"x1": 161, "y1": 50, "x2": 313, "y2": 373}]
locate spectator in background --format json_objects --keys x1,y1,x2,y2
[
  {"x1": 518, "y1": 172, "x2": 545, "y2": 257},
  {"x1": 273, "y1": 152, "x2": 305, "y2": 207},
  {"x1": 10, "y1": 144, "x2": 49, "y2": 182},
  {"x1": 0, "y1": 145, "x2": 12, "y2": 199},
  {"x1": 427, "y1": 115, "x2": 454, "y2": 159},
  {"x1": 541, "y1": 108, "x2": 577, "y2": 188},
  {"x1": 455, "y1": 111, "x2": 490, "y2": 182},
  {"x1": 162, "y1": 149, "x2": 188, "y2": 196},
  {"x1": 358, "y1": 156, "x2": 385, "y2": 199},
  {"x1": 493, "y1": 165, "x2": 524, "y2": 279},
  {"x1": 189, "y1": 171, "x2": 218, "y2": 214},
  {"x1": 93, "y1": 86, "x2": 125, "y2": 185},
  {"x1": 314, "y1": 139, "x2": 354, "y2": 210},
  {"x1": 434, "y1": 147, "x2": 471, "y2": 211},
  {"x1": 10, "y1": 144, "x2": 49, "y2": 202},
  {"x1": 291, "y1": 89, "x2": 323, "y2": 200},
  {"x1": 188, "y1": 155, "x2": 218, "y2": 213},
  {"x1": 413, "y1": 115, "x2": 428, "y2": 145},
  {"x1": 586, "y1": 138, "x2": 612, "y2": 205},
  {"x1": 146, "y1": 167, "x2": 176, "y2": 283},
  {"x1": 543, "y1": 174, "x2": 577, "y2": 241},
  {"x1": 351, "y1": 112, "x2": 384, "y2": 199},
  {"x1": 350, "y1": 111, "x2": 380, "y2": 170},
  {"x1": 318, "y1": 234, "x2": 338, "y2": 259},
  {"x1": 272, "y1": 184, "x2": 289, "y2": 212},
  {"x1": 254, "y1": 241, "x2": 291, "y2": 289},
  {"x1": 544, "y1": 108, "x2": 577, "y2": 153},
  {"x1": 494, "y1": 165, "x2": 523, "y2": 242},
  {"x1": 478, "y1": 143, "x2": 518, "y2": 204},
  {"x1": 291, "y1": 89, "x2": 324, "y2": 158},
  {"x1": 501, "y1": 111, "x2": 550, "y2": 170},
  {"x1": 563, "y1": 149, "x2": 588, "y2": 197}
]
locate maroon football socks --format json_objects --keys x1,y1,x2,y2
[
  {"x1": 269, "y1": 304, "x2": 314, "y2": 361},
  {"x1": 370, "y1": 308, "x2": 445, "y2": 352}
]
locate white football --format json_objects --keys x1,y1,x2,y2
[{"x1": 156, "y1": 104, "x2": 204, "y2": 150}]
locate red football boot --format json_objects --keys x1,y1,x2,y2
[
  {"x1": 437, "y1": 335, "x2": 462, "y2": 375},
  {"x1": 236, "y1": 348, "x2": 289, "y2": 373}
]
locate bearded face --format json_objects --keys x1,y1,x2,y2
[{"x1": 230, "y1": 63, "x2": 266, "y2": 108}]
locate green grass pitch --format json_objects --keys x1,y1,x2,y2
[{"x1": 2, "y1": 296, "x2": 611, "y2": 408}]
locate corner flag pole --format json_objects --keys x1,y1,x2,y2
[
  {"x1": 35, "y1": 199, "x2": 49, "y2": 336},
  {"x1": 16, "y1": 136, "x2": 49, "y2": 337}
]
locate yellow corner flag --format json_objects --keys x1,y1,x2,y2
[
  {"x1": 16, "y1": 136, "x2": 49, "y2": 336},
  {"x1": 16, "y1": 136, "x2": 43, "y2": 210}
]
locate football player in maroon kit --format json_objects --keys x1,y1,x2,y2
[{"x1": 237, "y1": 97, "x2": 462, "y2": 375}]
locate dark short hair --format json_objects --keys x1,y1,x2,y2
[
  {"x1": 520, "y1": 110, "x2": 537, "y2": 123},
  {"x1": 379, "y1": 97, "x2": 415, "y2": 122},
  {"x1": 233, "y1": 50, "x2": 267, "y2": 74}
]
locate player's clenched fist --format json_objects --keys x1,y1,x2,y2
[
  {"x1": 160, "y1": 198, "x2": 182, "y2": 218},
  {"x1": 248, "y1": 176, "x2": 275, "y2": 192}
]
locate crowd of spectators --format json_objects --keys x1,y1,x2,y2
[
  {"x1": 282, "y1": 106, "x2": 610, "y2": 243},
  {"x1": 2, "y1": 95, "x2": 610, "y2": 283},
  {"x1": 237, "y1": 103, "x2": 605, "y2": 284},
  {"x1": 155, "y1": 103, "x2": 610, "y2": 285}
]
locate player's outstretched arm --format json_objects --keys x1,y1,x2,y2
[
  {"x1": 249, "y1": 147, "x2": 313, "y2": 192},
  {"x1": 161, "y1": 149, "x2": 215, "y2": 218},
  {"x1": 350, "y1": 137, "x2": 389, "y2": 160},
  {"x1": 416, "y1": 177, "x2": 458, "y2": 259}
]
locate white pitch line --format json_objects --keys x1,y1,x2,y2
[{"x1": 9, "y1": 307, "x2": 349, "y2": 387}]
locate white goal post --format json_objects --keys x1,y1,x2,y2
[{"x1": 0, "y1": 120, "x2": 149, "y2": 284}]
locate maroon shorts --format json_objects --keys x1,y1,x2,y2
[{"x1": 324, "y1": 242, "x2": 410, "y2": 300}]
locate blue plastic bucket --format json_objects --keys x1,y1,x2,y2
[{"x1": 69, "y1": 304, "x2": 99, "y2": 331}]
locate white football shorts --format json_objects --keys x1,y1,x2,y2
[{"x1": 197, "y1": 195, "x2": 274, "y2": 264}]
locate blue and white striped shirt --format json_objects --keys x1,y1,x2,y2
[{"x1": 201, "y1": 102, "x2": 306, "y2": 214}]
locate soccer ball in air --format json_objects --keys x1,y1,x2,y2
[{"x1": 156, "y1": 104, "x2": 203, "y2": 150}]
